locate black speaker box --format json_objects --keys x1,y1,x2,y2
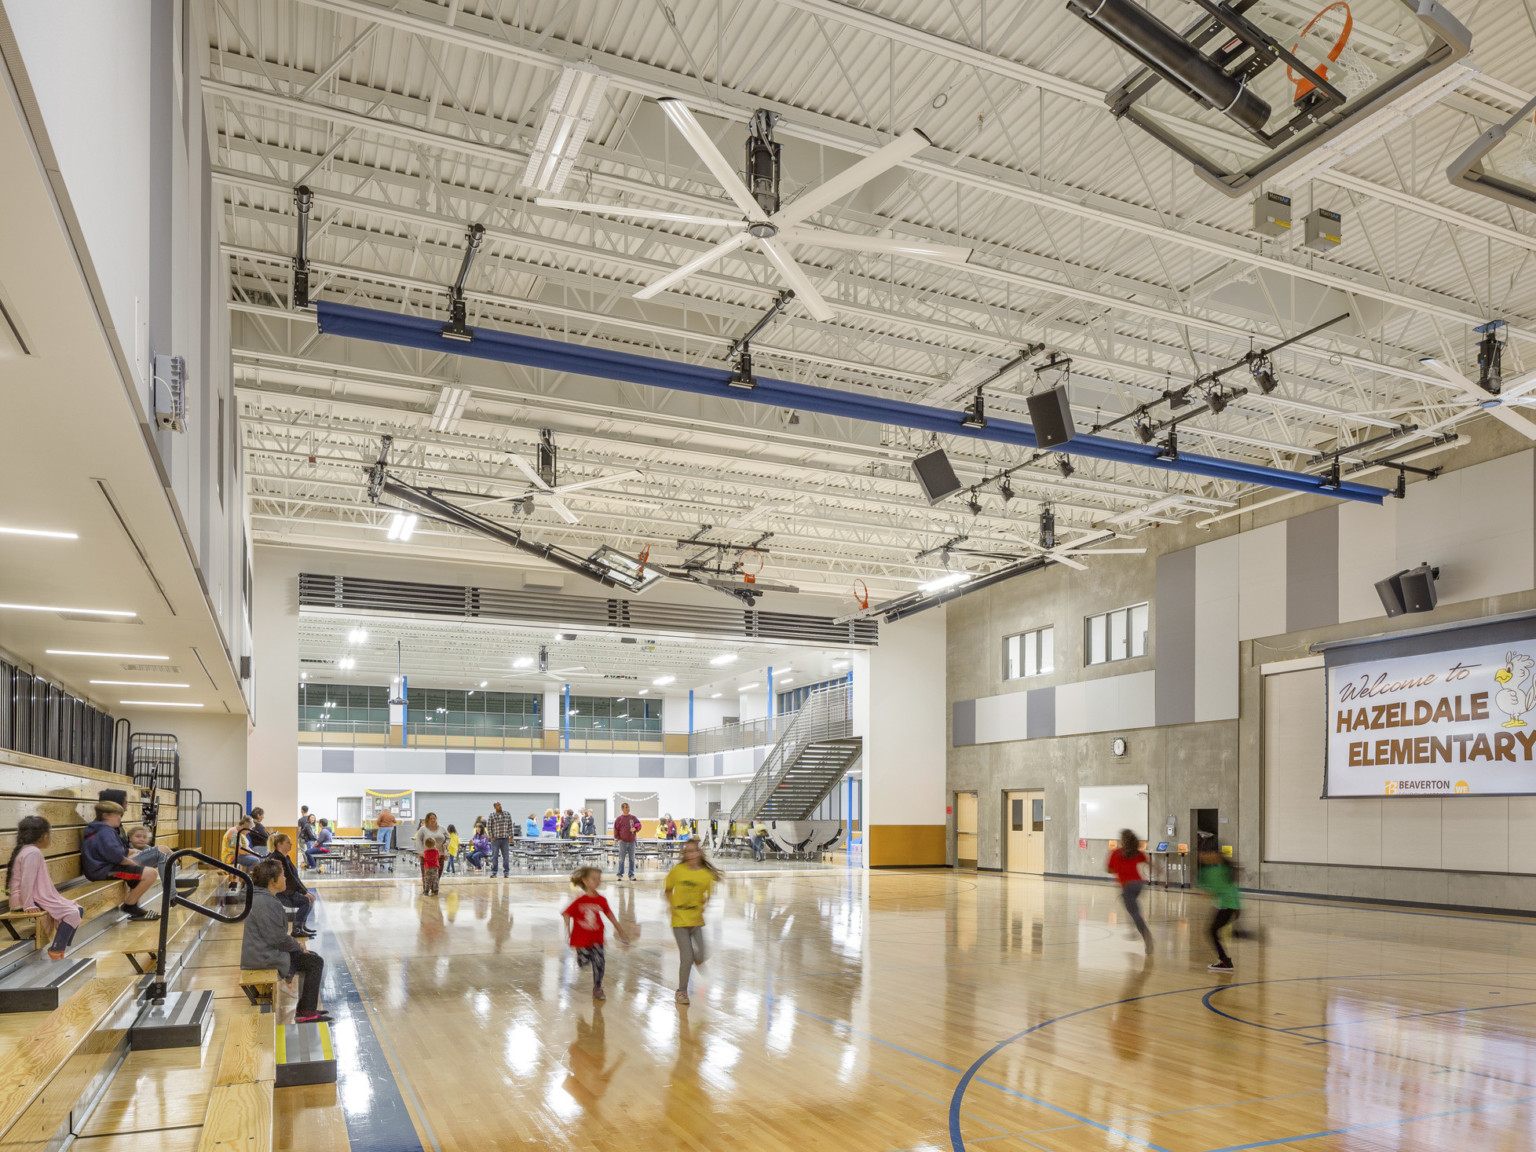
[
  {"x1": 912, "y1": 448, "x2": 963, "y2": 504},
  {"x1": 1027, "y1": 383, "x2": 1077, "y2": 448},
  {"x1": 1399, "y1": 564, "x2": 1438, "y2": 613},
  {"x1": 1374, "y1": 573, "x2": 1406, "y2": 618}
]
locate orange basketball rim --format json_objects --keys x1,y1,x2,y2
[{"x1": 1289, "y1": 2, "x2": 1354, "y2": 105}]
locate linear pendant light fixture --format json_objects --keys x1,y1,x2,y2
[
  {"x1": 315, "y1": 302, "x2": 1389, "y2": 504},
  {"x1": 522, "y1": 63, "x2": 610, "y2": 195}
]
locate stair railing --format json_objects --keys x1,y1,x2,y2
[
  {"x1": 729, "y1": 684, "x2": 853, "y2": 823},
  {"x1": 145, "y1": 849, "x2": 253, "y2": 1004}
]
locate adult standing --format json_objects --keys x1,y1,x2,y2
[
  {"x1": 580, "y1": 809, "x2": 597, "y2": 837},
  {"x1": 486, "y1": 802, "x2": 515, "y2": 878},
  {"x1": 298, "y1": 806, "x2": 316, "y2": 846},
  {"x1": 375, "y1": 807, "x2": 397, "y2": 849},
  {"x1": 414, "y1": 812, "x2": 446, "y2": 896},
  {"x1": 613, "y1": 803, "x2": 641, "y2": 881}
]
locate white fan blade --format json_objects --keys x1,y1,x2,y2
[
  {"x1": 462, "y1": 491, "x2": 533, "y2": 509},
  {"x1": 773, "y1": 128, "x2": 932, "y2": 227},
  {"x1": 657, "y1": 98, "x2": 767, "y2": 222},
  {"x1": 552, "y1": 469, "x2": 642, "y2": 495},
  {"x1": 1047, "y1": 552, "x2": 1088, "y2": 570},
  {"x1": 1421, "y1": 358, "x2": 1536, "y2": 440},
  {"x1": 634, "y1": 232, "x2": 754, "y2": 300},
  {"x1": 547, "y1": 495, "x2": 580, "y2": 524},
  {"x1": 1502, "y1": 370, "x2": 1536, "y2": 400},
  {"x1": 776, "y1": 227, "x2": 971, "y2": 263},
  {"x1": 532, "y1": 198, "x2": 742, "y2": 229},
  {"x1": 757, "y1": 237, "x2": 836, "y2": 322},
  {"x1": 1056, "y1": 548, "x2": 1148, "y2": 556},
  {"x1": 508, "y1": 453, "x2": 553, "y2": 491}
]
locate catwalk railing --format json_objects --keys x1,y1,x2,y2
[
  {"x1": 297, "y1": 719, "x2": 673, "y2": 753},
  {"x1": 729, "y1": 685, "x2": 854, "y2": 823}
]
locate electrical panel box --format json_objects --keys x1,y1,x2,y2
[
  {"x1": 1252, "y1": 192, "x2": 1292, "y2": 237},
  {"x1": 152, "y1": 354, "x2": 187, "y2": 432},
  {"x1": 1303, "y1": 208, "x2": 1342, "y2": 252}
]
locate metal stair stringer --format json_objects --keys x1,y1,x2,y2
[{"x1": 729, "y1": 684, "x2": 858, "y2": 824}]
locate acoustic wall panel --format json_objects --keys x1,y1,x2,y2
[
  {"x1": 1054, "y1": 681, "x2": 1089, "y2": 737},
  {"x1": 1397, "y1": 452, "x2": 1533, "y2": 607},
  {"x1": 974, "y1": 693, "x2": 1029, "y2": 744},
  {"x1": 1237, "y1": 522, "x2": 1288, "y2": 639},
  {"x1": 1380, "y1": 799, "x2": 1442, "y2": 870},
  {"x1": 1286, "y1": 506, "x2": 1339, "y2": 632},
  {"x1": 1261, "y1": 668, "x2": 1331, "y2": 864},
  {"x1": 1194, "y1": 536, "x2": 1240, "y2": 722},
  {"x1": 1154, "y1": 548, "x2": 1197, "y2": 726},
  {"x1": 1441, "y1": 796, "x2": 1509, "y2": 873},
  {"x1": 1337, "y1": 499, "x2": 1398, "y2": 625}
]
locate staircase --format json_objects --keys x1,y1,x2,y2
[{"x1": 730, "y1": 684, "x2": 861, "y2": 823}]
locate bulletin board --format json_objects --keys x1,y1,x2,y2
[{"x1": 1077, "y1": 784, "x2": 1148, "y2": 841}]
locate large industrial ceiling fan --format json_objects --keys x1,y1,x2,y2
[
  {"x1": 535, "y1": 100, "x2": 971, "y2": 321},
  {"x1": 465, "y1": 429, "x2": 642, "y2": 524}
]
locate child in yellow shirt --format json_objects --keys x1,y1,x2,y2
[{"x1": 664, "y1": 839, "x2": 720, "y2": 1005}]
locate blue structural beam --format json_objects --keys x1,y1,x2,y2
[{"x1": 316, "y1": 302, "x2": 1389, "y2": 504}]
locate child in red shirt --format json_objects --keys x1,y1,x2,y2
[
  {"x1": 421, "y1": 846, "x2": 441, "y2": 896},
  {"x1": 563, "y1": 865, "x2": 629, "y2": 1000},
  {"x1": 1106, "y1": 829, "x2": 1152, "y2": 954}
]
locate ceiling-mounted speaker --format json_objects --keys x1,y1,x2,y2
[
  {"x1": 1399, "y1": 564, "x2": 1439, "y2": 614},
  {"x1": 1374, "y1": 573, "x2": 1407, "y2": 619},
  {"x1": 1027, "y1": 383, "x2": 1077, "y2": 449},
  {"x1": 912, "y1": 448, "x2": 962, "y2": 504}
]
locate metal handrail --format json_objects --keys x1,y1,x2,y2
[
  {"x1": 729, "y1": 685, "x2": 853, "y2": 822},
  {"x1": 146, "y1": 848, "x2": 252, "y2": 1003}
]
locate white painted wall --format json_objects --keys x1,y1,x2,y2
[
  {"x1": 863, "y1": 608, "x2": 947, "y2": 829},
  {"x1": 6, "y1": 0, "x2": 153, "y2": 403},
  {"x1": 247, "y1": 550, "x2": 299, "y2": 829},
  {"x1": 119, "y1": 709, "x2": 248, "y2": 804}
]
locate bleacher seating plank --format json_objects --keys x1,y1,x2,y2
[
  {"x1": 196, "y1": 1081, "x2": 273, "y2": 1152},
  {"x1": 237, "y1": 969, "x2": 278, "y2": 1010},
  {"x1": 0, "y1": 975, "x2": 135, "y2": 1136},
  {"x1": 215, "y1": 1010, "x2": 276, "y2": 1086},
  {"x1": 73, "y1": 1128, "x2": 204, "y2": 1152}
]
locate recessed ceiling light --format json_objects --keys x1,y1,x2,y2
[
  {"x1": 300, "y1": 673, "x2": 308, "y2": 680},
  {"x1": 919, "y1": 571, "x2": 972, "y2": 593},
  {"x1": 479, "y1": 680, "x2": 488, "y2": 688},
  {"x1": 119, "y1": 700, "x2": 203, "y2": 708},
  {"x1": 0, "y1": 526, "x2": 77, "y2": 539},
  {"x1": 780, "y1": 677, "x2": 795, "y2": 684},
  {"x1": 47, "y1": 649, "x2": 170, "y2": 660},
  {"x1": 775, "y1": 665, "x2": 793, "y2": 674},
  {"x1": 0, "y1": 603, "x2": 136, "y2": 617},
  {"x1": 513, "y1": 656, "x2": 534, "y2": 668},
  {"x1": 639, "y1": 688, "x2": 649, "y2": 695},
  {"x1": 738, "y1": 682, "x2": 760, "y2": 691},
  {"x1": 832, "y1": 659, "x2": 850, "y2": 669},
  {"x1": 386, "y1": 512, "x2": 418, "y2": 542},
  {"x1": 709, "y1": 654, "x2": 738, "y2": 666},
  {"x1": 652, "y1": 675, "x2": 676, "y2": 686},
  {"x1": 347, "y1": 627, "x2": 369, "y2": 644},
  {"x1": 91, "y1": 680, "x2": 190, "y2": 688},
  {"x1": 710, "y1": 692, "x2": 722, "y2": 699}
]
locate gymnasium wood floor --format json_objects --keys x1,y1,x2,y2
[{"x1": 83, "y1": 866, "x2": 1536, "y2": 1151}]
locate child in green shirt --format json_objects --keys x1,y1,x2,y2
[{"x1": 1198, "y1": 848, "x2": 1249, "y2": 972}]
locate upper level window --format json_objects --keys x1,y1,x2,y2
[
  {"x1": 1004, "y1": 627, "x2": 1054, "y2": 680},
  {"x1": 1084, "y1": 603, "x2": 1148, "y2": 666}
]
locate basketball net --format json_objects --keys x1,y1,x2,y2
[
  {"x1": 1289, "y1": 3, "x2": 1376, "y2": 106},
  {"x1": 1516, "y1": 114, "x2": 1536, "y2": 184}
]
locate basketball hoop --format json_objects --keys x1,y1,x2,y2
[
  {"x1": 852, "y1": 578, "x2": 869, "y2": 611},
  {"x1": 738, "y1": 548, "x2": 764, "y2": 585},
  {"x1": 1289, "y1": 3, "x2": 1376, "y2": 106}
]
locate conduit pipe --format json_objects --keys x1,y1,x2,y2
[{"x1": 316, "y1": 302, "x2": 1389, "y2": 505}]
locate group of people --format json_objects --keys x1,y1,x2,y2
[{"x1": 1106, "y1": 828, "x2": 1254, "y2": 970}]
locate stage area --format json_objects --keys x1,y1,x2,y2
[{"x1": 204, "y1": 869, "x2": 1536, "y2": 1151}]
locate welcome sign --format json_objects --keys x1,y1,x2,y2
[{"x1": 1325, "y1": 616, "x2": 1536, "y2": 798}]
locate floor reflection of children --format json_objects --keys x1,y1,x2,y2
[{"x1": 563, "y1": 1005, "x2": 625, "y2": 1107}]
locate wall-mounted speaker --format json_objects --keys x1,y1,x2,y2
[
  {"x1": 1026, "y1": 383, "x2": 1077, "y2": 448},
  {"x1": 1375, "y1": 563, "x2": 1438, "y2": 618},
  {"x1": 912, "y1": 448, "x2": 962, "y2": 504},
  {"x1": 239, "y1": 655, "x2": 252, "y2": 680},
  {"x1": 1399, "y1": 563, "x2": 1439, "y2": 613}
]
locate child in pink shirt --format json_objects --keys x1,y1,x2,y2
[{"x1": 8, "y1": 817, "x2": 82, "y2": 959}]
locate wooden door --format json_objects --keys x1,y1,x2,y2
[
  {"x1": 955, "y1": 792, "x2": 978, "y2": 868},
  {"x1": 1007, "y1": 790, "x2": 1045, "y2": 874}
]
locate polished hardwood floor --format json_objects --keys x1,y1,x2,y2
[{"x1": 83, "y1": 866, "x2": 1536, "y2": 1151}]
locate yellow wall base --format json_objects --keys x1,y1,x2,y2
[{"x1": 867, "y1": 824, "x2": 947, "y2": 867}]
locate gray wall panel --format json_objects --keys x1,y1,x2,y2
[
  {"x1": 952, "y1": 699, "x2": 976, "y2": 747},
  {"x1": 1286, "y1": 506, "x2": 1340, "y2": 632},
  {"x1": 320, "y1": 750, "x2": 353, "y2": 774},
  {"x1": 531, "y1": 754, "x2": 560, "y2": 777},
  {"x1": 1026, "y1": 687, "x2": 1055, "y2": 739},
  {"x1": 1155, "y1": 548, "x2": 1197, "y2": 726},
  {"x1": 445, "y1": 752, "x2": 475, "y2": 775}
]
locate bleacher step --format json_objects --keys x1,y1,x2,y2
[
  {"x1": 275, "y1": 1020, "x2": 336, "y2": 1087},
  {"x1": 129, "y1": 989, "x2": 214, "y2": 1050},
  {"x1": 0, "y1": 957, "x2": 96, "y2": 1013}
]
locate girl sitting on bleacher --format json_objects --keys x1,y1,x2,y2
[{"x1": 7, "y1": 817, "x2": 83, "y2": 959}]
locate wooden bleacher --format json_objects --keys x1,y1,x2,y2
[{"x1": 0, "y1": 745, "x2": 279, "y2": 1152}]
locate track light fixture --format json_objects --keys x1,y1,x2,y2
[
  {"x1": 1319, "y1": 459, "x2": 1343, "y2": 491},
  {"x1": 1394, "y1": 469, "x2": 1408, "y2": 500},
  {"x1": 728, "y1": 348, "x2": 756, "y2": 390},
  {"x1": 1164, "y1": 386, "x2": 1190, "y2": 410},
  {"x1": 1039, "y1": 506, "x2": 1056, "y2": 551},
  {"x1": 292, "y1": 185, "x2": 313, "y2": 309},
  {"x1": 1157, "y1": 428, "x2": 1178, "y2": 462},
  {"x1": 1249, "y1": 352, "x2": 1278, "y2": 395},
  {"x1": 966, "y1": 490, "x2": 982, "y2": 516},
  {"x1": 999, "y1": 475, "x2": 1014, "y2": 502},
  {"x1": 1057, "y1": 456, "x2": 1075, "y2": 479},
  {"x1": 1136, "y1": 420, "x2": 1156, "y2": 444},
  {"x1": 1206, "y1": 389, "x2": 1229, "y2": 416}
]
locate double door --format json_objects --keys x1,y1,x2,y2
[{"x1": 1006, "y1": 790, "x2": 1045, "y2": 874}]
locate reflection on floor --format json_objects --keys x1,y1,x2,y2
[{"x1": 78, "y1": 867, "x2": 1536, "y2": 1151}]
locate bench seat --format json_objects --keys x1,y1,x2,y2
[
  {"x1": 0, "y1": 880, "x2": 129, "y2": 949},
  {"x1": 238, "y1": 969, "x2": 279, "y2": 1010}
]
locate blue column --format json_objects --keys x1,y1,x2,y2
[
  {"x1": 767, "y1": 666, "x2": 774, "y2": 720},
  {"x1": 563, "y1": 683, "x2": 571, "y2": 750},
  {"x1": 688, "y1": 689, "x2": 694, "y2": 733},
  {"x1": 401, "y1": 675, "x2": 408, "y2": 747}
]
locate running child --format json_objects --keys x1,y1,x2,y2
[
  {"x1": 562, "y1": 865, "x2": 629, "y2": 1000},
  {"x1": 1198, "y1": 845, "x2": 1251, "y2": 971},
  {"x1": 664, "y1": 840, "x2": 720, "y2": 1005},
  {"x1": 1106, "y1": 828, "x2": 1153, "y2": 954}
]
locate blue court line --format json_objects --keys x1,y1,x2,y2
[
  {"x1": 1200, "y1": 1092, "x2": 1536, "y2": 1151},
  {"x1": 317, "y1": 906, "x2": 434, "y2": 1152}
]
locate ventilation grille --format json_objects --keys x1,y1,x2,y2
[
  {"x1": 297, "y1": 573, "x2": 879, "y2": 647},
  {"x1": 122, "y1": 664, "x2": 181, "y2": 673}
]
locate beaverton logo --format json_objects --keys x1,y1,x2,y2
[
  {"x1": 1384, "y1": 781, "x2": 1395, "y2": 795},
  {"x1": 1456, "y1": 780, "x2": 1471, "y2": 793}
]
